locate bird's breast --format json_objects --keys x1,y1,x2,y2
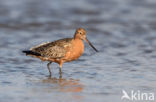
[{"x1": 63, "y1": 39, "x2": 84, "y2": 62}]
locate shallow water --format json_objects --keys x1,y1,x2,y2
[{"x1": 0, "y1": 0, "x2": 156, "y2": 102}]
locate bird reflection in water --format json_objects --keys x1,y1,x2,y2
[
  {"x1": 41, "y1": 75, "x2": 84, "y2": 101},
  {"x1": 42, "y1": 76, "x2": 84, "y2": 93}
]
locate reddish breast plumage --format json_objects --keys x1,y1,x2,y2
[{"x1": 63, "y1": 39, "x2": 84, "y2": 62}]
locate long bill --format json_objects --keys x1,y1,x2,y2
[{"x1": 85, "y1": 38, "x2": 98, "y2": 52}]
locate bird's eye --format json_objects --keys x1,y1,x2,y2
[{"x1": 80, "y1": 32, "x2": 82, "y2": 34}]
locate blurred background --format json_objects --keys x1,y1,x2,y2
[{"x1": 0, "y1": 0, "x2": 156, "y2": 102}]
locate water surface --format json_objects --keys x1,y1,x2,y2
[{"x1": 0, "y1": 0, "x2": 156, "y2": 102}]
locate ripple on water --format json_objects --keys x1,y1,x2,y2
[{"x1": 0, "y1": 0, "x2": 156, "y2": 102}]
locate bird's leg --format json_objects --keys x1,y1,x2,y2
[
  {"x1": 59, "y1": 62, "x2": 63, "y2": 78},
  {"x1": 47, "y1": 62, "x2": 52, "y2": 77},
  {"x1": 59, "y1": 72, "x2": 62, "y2": 79}
]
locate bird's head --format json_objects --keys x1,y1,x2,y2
[
  {"x1": 74, "y1": 28, "x2": 86, "y2": 40},
  {"x1": 74, "y1": 28, "x2": 98, "y2": 52}
]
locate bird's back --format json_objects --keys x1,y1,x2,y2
[{"x1": 30, "y1": 38, "x2": 73, "y2": 59}]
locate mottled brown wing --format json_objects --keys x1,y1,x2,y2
[{"x1": 30, "y1": 38, "x2": 73, "y2": 59}]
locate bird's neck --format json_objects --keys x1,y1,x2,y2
[
  {"x1": 74, "y1": 34, "x2": 82, "y2": 40},
  {"x1": 74, "y1": 37, "x2": 83, "y2": 42}
]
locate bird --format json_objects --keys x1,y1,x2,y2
[{"x1": 23, "y1": 28, "x2": 98, "y2": 77}]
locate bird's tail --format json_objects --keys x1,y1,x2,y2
[{"x1": 22, "y1": 50, "x2": 41, "y2": 56}]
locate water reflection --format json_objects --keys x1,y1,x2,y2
[
  {"x1": 42, "y1": 77, "x2": 84, "y2": 93},
  {"x1": 29, "y1": 76, "x2": 84, "y2": 102}
]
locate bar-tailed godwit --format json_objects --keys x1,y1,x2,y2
[{"x1": 23, "y1": 28, "x2": 98, "y2": 77}]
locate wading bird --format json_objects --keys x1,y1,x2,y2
[{"x1": 23, "y1": 28, "x2": 98, "y2": 77}]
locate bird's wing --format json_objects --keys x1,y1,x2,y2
[{"x1": 30, "y1": 38, "x2": 73, "y2": 58}]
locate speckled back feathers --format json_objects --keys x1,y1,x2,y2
[{"x1": 30, "y1": 38, "x2": 73, "y2": 59}]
